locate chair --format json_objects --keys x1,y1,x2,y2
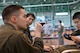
[{"x1": 62, "y1": 49, "x2": 80, "y2": 53}]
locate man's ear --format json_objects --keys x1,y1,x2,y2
[{"x1": 10, "y1": 16, "x2": 17, "y2": 23}]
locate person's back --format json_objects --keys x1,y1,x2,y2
[
  {"x1": 43, "y1": 22, "x2": 53, "y2": 35},
  {"x1": 57, "y1": 21, "x2": 64, "y2": 33},
  {"x1": 57, "y1": 20, "x2": 64, "y2": 45}
]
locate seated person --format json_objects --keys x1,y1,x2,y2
[
  {"x1": 24, "y1": 13, "x2": 53, "y2": 53},
  {"x1": 53, "y1": 12, "x2": 80, "y2": 53}
]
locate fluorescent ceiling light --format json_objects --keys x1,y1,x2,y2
[{"x1": 56, "y1": 12, "x2": 68, "y2": 15}]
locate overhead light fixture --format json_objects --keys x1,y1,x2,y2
[
  {"x1": 0, "y1": 16, "x2": 2, "y2": 19},
  {"x1": 15, "y1": 2, "x2": 18, "y2": 4},
  {"x1": 56, "y1": 12, "x2": 68, "y2": 15},
  {"x1": 44, "y1": 0, "x2": 46, "y2": 2}
]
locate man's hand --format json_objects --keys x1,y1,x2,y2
[
  {"x1": 71, "y1": 36, "x2": 80, "y2": 43},
  {"x1": 35, "y1": 22, "x2": 43, "y2": 37},
  {"x1": 44, "y1": 45, "x2": 53, "y2": 51}
]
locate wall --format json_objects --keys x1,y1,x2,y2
[
  {"x1": 34, "y1": 12, "x2": 71, "y2": 27},
  {"x1": 54, "y1": 12, "x2": 71, "y2": 27}
]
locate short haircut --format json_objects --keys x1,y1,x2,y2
[
  {"x1": 2, "y1": 5, "x2": 24, "y2": 20},
  {"x1": 73, "y1": 12, "x2": 80, "y2": 20},
  {"x1": 59, "y1": 20, "x2": 62, "y2": 23},
  {"x1": 26, "y1": 13, "x2": 35, "y2": 19}
]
